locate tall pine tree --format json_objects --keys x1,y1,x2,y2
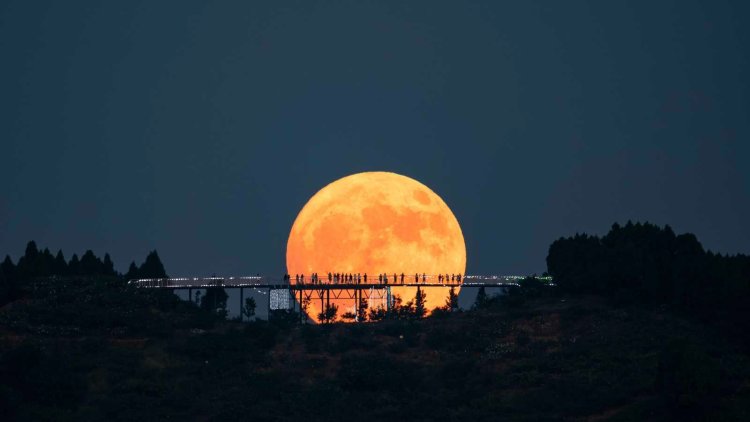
[
  {"x1": 474, "y1": 286, "x2": 488, "y2": 309},
  {"x1": 102, "y1": 253, "x2": 115, "y2": 276},
  {"x1": 79, "y1": 250, "x2": 103, "y2": 276},
  {"x1": 68, "y1": 254, "x2": 80, "y2": 276},
  {"x1": 125, "y1": 262, "x2": 139, "y2": 280},
  {"x1": 414, "y1": 286, "x2": 427, "y2": 318},
  {"x1": 446, "y1": 286, "x2": 459, "y2": 312},
  {"x1": 138, "y1": 251, "x2": 167, "y2": 278},
  {"x1": 53, "y1": 250, "x2": 68, "y2": 276}
]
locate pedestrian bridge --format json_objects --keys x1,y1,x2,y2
[
  {"x1": 127, "y1": 274, "x2": 546, "y2": 289},
  {"x1": 128, "y1": 275, "x2": 551, "y2": 321}
]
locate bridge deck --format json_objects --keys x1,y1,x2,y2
[
  {"x1": 131, "y1": 281, "x2": 520, "y2": 289},
  {"x1": 128, "y1": 275, "x2": 546, "y2": 289}
]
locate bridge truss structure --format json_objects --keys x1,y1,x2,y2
[{"x1": 128, "y1": 275, "x2": 551, "y2": 322}]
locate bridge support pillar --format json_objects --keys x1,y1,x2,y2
[
  {"x1": 239, "y1": 287, "x2": 244, "y2": 322},
  {"x1": 298, "y1": 289, "x2": 303, "y2": 323},
  {"x1": 386, "y1": 286, "x2": 392, "y2": 312}
]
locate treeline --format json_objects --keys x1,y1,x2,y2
[
  {"x1": 0, "y1": 241, "x2": 168, "y2": 305},
  {"x1": 547, "y1": 222, "x2": 750, "y2": 318}
]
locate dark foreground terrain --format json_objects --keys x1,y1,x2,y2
[{"x1": 1, "y1": 278, "x2": 749, "y2": 421}]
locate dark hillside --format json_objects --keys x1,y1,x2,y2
[{"x1": 1, "y1": 277, "x2": 748, "y2": 421}]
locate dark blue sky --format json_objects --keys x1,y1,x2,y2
[{"x1": 1, "y1": 1, "x2": 748, "y2": 276}]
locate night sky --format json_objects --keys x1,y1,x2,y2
[{"x1": 1, "y1": 1, "x2": 748, "y2": 276}]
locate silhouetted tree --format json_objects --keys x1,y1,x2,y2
[
  {"x1": 201, "y1": 287, "x2": 228, "y2": 318},
  {"x1": 243, "y1": 297, "x2": 257, "y2": 320},
  {"x1": 357, "y1": 297, "x2": 368, "y2": 322},
  {"x1": 79, "y1": 250, "x2": 102, "y2": 276},
  {"x1": 301, "y1": 296, "x2": 311, "y2": 323},
  {"x1": 0, "y1": 266, "x2": 6, "y2": 304},
  {"x1": 16, "y1": 241, "x2": 39, "y2": 279},
  {"x1": 318, "y1": 303, "x2": 339, "y2": 324},
  {"x1": 368, "y1": 306, "x2": 387, "y2": 321},
  {"x1": 125, "y1": 261, "x2": 139, "y2": 280},
  {"x1": 341, "y1": 311, "x2": 357, "y2": 321},
  {"x1": 0, "y1": 256, "x2": 16, "y2": 304},
  {"x1": 102, "y1": 253, "x2": 115, "y2": 276},
  {"x1": 386, "y1": 294, "x2": 407, "y2": 319},
  {"x1": 395, "y1": 296, "x2": 415, "y2": 320},
  {"x1": 518, "y1": 276, "x2": 545, "y2": 298},
  {"x1": 414, "y1": 286, "x2": 427, "y2": 318},
  {"x1": 53, "y1": 250, "x2": 68, "y2": 276},
  {"x1": 68, "y1": 254, "x2": 80, "y2": 276},
  {"x1": 138, "y1": 250, "x2": 167, "y2": 279},
  {"x1": 1, "y1": 255, "x2": 16, "y2": 281},
  {"x1": 474, "y1": 286, "x2": 488, "y2": 309},
  {"x1": 446, "y1": 286, "x2": 459, "y2": 312},
  {"x1": 39, "y1": 248, "x2": 54, "y2": 276}
]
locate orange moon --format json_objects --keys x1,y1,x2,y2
[{"x1": 286, "y1": 171, "x2": 466, "y2": 321}]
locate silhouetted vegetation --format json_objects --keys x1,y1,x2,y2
[
  {"x1": 474, "y1": 285, "x2": 488, "y2": 309},
  {"x1": 414, "y1": 285, "x2": 427, "y2": 318},
  {"x1": 200, "y1": 286, "x2": 228, "y2": 318},
  {"x1": 356, "y1": 297, "x2": 368, "y2": 322},
  {"x1": 0, "y1": 241, "x2": 168, "y2": 307},
  {"x1": 242, "y1": 297, "x2": 257, "y2": 320},
  {"x1": 1, "y1": 229, "x2": 750, "y2": 420},
  {"x1": 124, "y1": 250, "x2": 168, "y2": 280},
  {"x1": 547, "y1": 221, "x2": 750, "y2": 345},
  {"x1": 317, "y1": 303, "x2": 339, "y2": 324},
  {"x1": 446, "y1": 286, "x2": 458, "y2": 311}
]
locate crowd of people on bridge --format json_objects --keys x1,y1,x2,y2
[{"x1": 282, "y1": 272, "x2": 462, "y2": 285}]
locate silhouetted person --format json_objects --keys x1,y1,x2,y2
[
  {"x1": 400, "y1": 273, "x2": 404, "y2": 284},
  {"x1": 295, "y1": 274, "x2": 299, "y2": 283},
  {"x1": 364, "y1": 273, "x2": 368, "y2": 283}
]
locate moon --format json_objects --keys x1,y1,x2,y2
[{"x1": 286, "y1": 171, "x2": 466, "y2": 321}]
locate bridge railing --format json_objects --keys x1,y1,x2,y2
[{"x1": 128, "y1": 275, "x2": 552, "y2": 288}]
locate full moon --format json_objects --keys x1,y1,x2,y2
[{"x1": 286, "y1": 171, "x2": 466, "y2": 321}]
